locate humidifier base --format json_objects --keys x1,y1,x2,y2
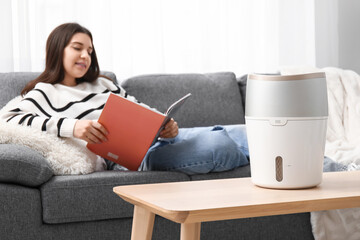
[{"x1": 246, "y1": 117, "x2": 327, "y2": 189}]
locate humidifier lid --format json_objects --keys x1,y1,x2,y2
[{"x1": 245, "y1": 72, "x2": 328, "y2": 118}]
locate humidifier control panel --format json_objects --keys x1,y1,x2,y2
[{"x1": 269, "y1": 119, "x2": 288, "y2": 126}]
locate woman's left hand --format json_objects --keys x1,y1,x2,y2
[{"x1": 159, "y1": 118, "x2": 178, "y2": 138}]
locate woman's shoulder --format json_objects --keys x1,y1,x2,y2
[
  {"x1": 94, "y1": 76, "x2": 120, "y2": 91},
  {"x1": 21, "y1": 82, "x2": 60, "y2": 100},
  {"x1": 27, "y1": 82, "x2": 56, "y2": 95},
  {"x1": 34, "y1": 82, "x2": 54, "y2": 89},
  {"x1": 28, "y1": 77, "x2": 121, "y2": 96}
]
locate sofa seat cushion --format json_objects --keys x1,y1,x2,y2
[
  {"x1": 121, "y1": 72, "x2": 245, "y2": 128},
  {"x1": 190, "y1": 164, "x2": 251, "y2": 181},
  {"x1": 40, "y1": 170, "x2": 189, "y2": 224}
]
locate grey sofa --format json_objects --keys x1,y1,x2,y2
[{"x1": 0, "y1": 71, "x2": 314, "y2": 240}]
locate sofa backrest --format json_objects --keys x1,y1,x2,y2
[
  {"x1": 121, "y1": 72, "x2": 245, "y2": 128},
  {"x1": 0, "y1": 72, "x2": 39, "y2": 109},
  {"x1": 0, "y1": 71, "x2": 246, "y2": 127},
  {"x1": 0, "y1": 71, "x2": 117, "y2": 109}
]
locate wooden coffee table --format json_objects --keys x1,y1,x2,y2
[{"x1": 113, "y1": 171, "x2": 360, "y2": 240}]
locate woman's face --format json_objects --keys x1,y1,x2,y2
[{"x1": 62, "y1": 33, "x2": 93, "y2": 85}]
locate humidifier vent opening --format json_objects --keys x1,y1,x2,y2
[{"x1": 275, "y1": 156, "x2": 283, "y2": 182}]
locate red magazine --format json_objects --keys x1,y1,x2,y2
[{"x1": 87, "y1": 93, "x2": 191, "y2": 170}]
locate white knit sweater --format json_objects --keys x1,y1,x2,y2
[{"x1": 1, "y1": 77, "x2": 146, "y2": 171}]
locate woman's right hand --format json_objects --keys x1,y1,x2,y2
[{"x1": 73, "y1": 120, "x2": 108, "y2": 144}]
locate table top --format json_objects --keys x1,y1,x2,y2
[{"x1": 113, "y1": 171, "x2": 360, "y2": 223}]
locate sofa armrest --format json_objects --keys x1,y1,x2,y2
[
  {"x1": 237, "y1": 74, "x2": 248, "y2": 113},
  {"x1": 0, "y1": 144, "x2": 53, "y2": 187},
  {"x1": 100, "y1": 71, "x2": 118, "y2": 84}
]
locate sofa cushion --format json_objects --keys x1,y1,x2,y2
[
  {"x1": 0, "y1": 144, "x2": 53, "y2": 187},
  {"x1": 121, "y1": 72, "x2": 245, "y2": 128},
  {"x1": 41, "y1": 170, "x2": 190, "y2": 224},
  {"x1": 237, "y1": 74, "x2": 248, "y2": 113},
  {"x1": 190, "y1": 164, "x2": 251, "y2": 181},
  {"x1": 0, "y1": 72, "x2": 40, "y2": 109}
]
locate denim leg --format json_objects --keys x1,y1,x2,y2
[
  {"x1": 221, "y1": 124, "x2": 249, "y2": 158},
  {"x1": 104, "y1": 158, "x2": 129, "y2": 171},
  {"x1": 323, "y1": 156, "x2": 347, "y2": 172},
  {"x1": 143, "y1": 125, "x2": 249, "y2": 175}
]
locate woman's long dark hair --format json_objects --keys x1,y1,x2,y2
[{"x1": 21, "y1": 23, "x2": 101, "y2": 96}]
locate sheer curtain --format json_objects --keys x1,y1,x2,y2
[{"x1": 0, "y1": 0, "x2": 322, "y2": 80}]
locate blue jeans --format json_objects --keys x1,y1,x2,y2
[
  {"x1": 138, "y1": 124, "x2": 249, "y2": 175},
  {"x1": 105, "y1": 124, "x2": 342, "y2": 175}
]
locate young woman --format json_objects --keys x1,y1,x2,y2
[{"x1": 0, "y1": 23, "x2": 249, "y2": 174}]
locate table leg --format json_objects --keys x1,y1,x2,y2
[
  {"x1": 180, "y1": 222, "x2": 201, "y2": 240},
  {"x1": 131, "y1": 205, "x2": 155, "y2": 240}
]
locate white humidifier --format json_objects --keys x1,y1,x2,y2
[{"x1": 245, "y1": 72, "x2": 328, "y2": 189}]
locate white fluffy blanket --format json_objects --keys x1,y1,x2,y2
[
  {"x1": 281, "y1": 66, "x2": 360, "y2": 240},
  {"x1": 0, "y1": 96, "x2": 97, "y2": 175}
]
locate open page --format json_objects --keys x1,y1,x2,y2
[
  {"x1": 152, "y1": 93, "x2": 192, "y2": 143},
  {"x1": 165, "y1": 93, "x2": 192, "y2": 117}
]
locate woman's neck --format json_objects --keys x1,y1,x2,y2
[{"x1": 61, "y1": 75, "x2": 77, "y2": 86}]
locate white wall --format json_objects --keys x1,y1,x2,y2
[
  {"x1": 338, "y1": 0, "x2": 360, "y2": 73},
  {"x1": 278, "y1": 0, "x2": 316, "y2": 68},
  {"x1": 315, "y1": 0, "x2": 360, "y2": 73},
  {"x1": 0, "y1": 0, "x2": 14, "y2": 71},
  {"x1": 314, "y1": 0, "x2": 339, "y2": 69}
]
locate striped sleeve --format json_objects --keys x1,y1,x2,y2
[{"x1": 0, "y1": 95, "x2": 77, "y2": 138}]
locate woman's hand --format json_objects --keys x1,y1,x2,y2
[
  {"x1": 159, "y1": 118, "x2": 178, "y2": 138},
  {"x1": 73, "y1": 120, "x2": 108, "y2": 144}
]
